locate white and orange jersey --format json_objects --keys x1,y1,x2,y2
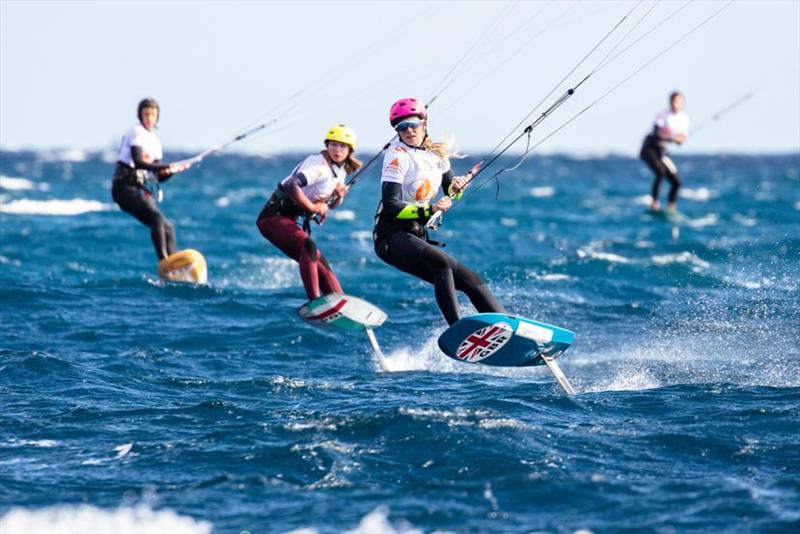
[
  {"x1": 280, "y1": 153, "x2": 346, "y2": 203},
  {"x1": 380, "y1": 140, "x2": 451, "y2": 203}
]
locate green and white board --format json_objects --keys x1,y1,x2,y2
[{"x1": 298, "y1": 293, "x2": 388, "y2": 370}]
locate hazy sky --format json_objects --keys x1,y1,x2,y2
[{"x1": 1, "y1": 1, "x2": 799, "y2": 156}]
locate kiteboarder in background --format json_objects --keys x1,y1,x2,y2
[
  {"x1": 257, "y1": 124, "x2": 362, "y2": 300},
  {"x1": 111, "y1": 98, "x2": 191, "y2": 262},
  {"x1": 640, "y1": 91, "x2": 690, "y2": 212}
]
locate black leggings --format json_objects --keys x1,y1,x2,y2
[
  {"x1": 640, "y1": 143, "x2": 681, "y2": 204},
  {"x1": 375, "y1": 231, "x2": 506, "y2": 325},
  {"x1": 112, "y1": 180, "x2": 176, "y2": 260}
]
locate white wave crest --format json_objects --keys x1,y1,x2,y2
[
  {"x1": 216, "y1": 255, "x2": 298, "y2": 291},
  {"x1": 0, "y1": 199, "x2": 113, "y2": 216},
  {"x1": 0, "y1": 255, "x2": 22, "y2": 266},
  {"x1": 587, "y1": 367, "x2": 662, "y2": 392},
  {"x1": 37, "y1": 148, "x2": 89, "y2": 162},
  {"x1": 399, "y1": 407, "x2": 525, "y2": 430},
  {"x1": 686, "y1": 214, "x2": 719, "y2": 228},
  {"x1": 343, "y1": 506, "x2": 423, "y2": 534},
  {"x1": 330, "y1": 210, "x2": 356, "y2": 221},
  {"x1": 577, "y1": 247, "x2": 632, "y2": 264},
  {"x1": 0, "y1": 176, "x2": 50, "y2": 191},
  {"x1": 349, "y1": 230, "x2": 374, "y2": 249},
  {"x1": 679, "y1": 187, "x2": 716, "y2": 201},
  {"x1": 115, "y1": 443, "x2": 133, "y2": 458},
  {"x1": 4, "y1": 438, "x2": 59, "y2": 447},
  {"x1": 528, "y1": 186, "x2": 555, "y2": 198},
  {"x1": 733, "y1": 213, "x2": 758, "y2": 227},
  {"x1": 650, "y1": 252, "x2": 711, "y2": 270},
  {"x1": 381, "y1": 335, "x2": 453, "y2": 373},
  {"x1": 528, "y1": 272, "x2": 572, "y2": 282},
  {"x1": 0, "y1": 504, "x2": 212, "y2": 534},
  {"x1": 214, "y1": 187, "x2": 265, "y2": 208},
  {"x1": 722, "y1": 274, "x2": 771, "y2": 290}
]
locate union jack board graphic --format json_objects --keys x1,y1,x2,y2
[{"x1": 456, "y1": 322, "x2": 513, "y2": 363}]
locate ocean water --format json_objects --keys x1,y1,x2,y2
[{"x1": 1, "y1": 149, "x2": 798, "y2": 533}]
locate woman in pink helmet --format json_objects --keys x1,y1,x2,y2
[
  {"x1": 257, "y1": 124, "x2": 362, "y2": 301},
  {"x1": 373, "y1": 98, "x2": 506, "y2": 325}
]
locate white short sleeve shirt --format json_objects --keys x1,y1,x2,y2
[
  {"x1": 280, "y1": 153, "x2": 346, "y2": 203},
  {"x1": 654, "y1": 109, "x2": 690, "y2": 138},
  {"x1": 117, "y1": 124, "x2": 163, "y2": 168}
]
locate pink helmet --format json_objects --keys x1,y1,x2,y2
[{"x1": 389, "y1": 97, "x2": 427, "y2": 127}]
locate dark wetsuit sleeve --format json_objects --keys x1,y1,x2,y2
[
  {"x1": 441, "y1": 170, "x2": 455, "y2": 195},
  {"x1": 131, "y1": 146, "x2": 169, "y2": 175},
  {"x1": 381, "y1": 181, "x2": 430, "y2": 221},
  {"x1": 281, "y1": 172, "x2": 308, "y2": 190}
]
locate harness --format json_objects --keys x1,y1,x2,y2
[
  {"x1": 113, "y1": 163, "x2": 162, "y2": 201},
  {"x1": 113, "y1": 163, "x2": 148, "y2": 186},
  {"x1": 374, "y1": 204, "x2": 446, "y2": 249}
]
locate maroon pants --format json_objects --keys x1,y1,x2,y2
[{"x1": 257, "y1": 215, "x2": 343, "y2": 300}]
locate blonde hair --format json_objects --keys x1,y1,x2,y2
[
  {"x1": 422, "y1": 133, "x2": 464, "y2": 162},
  {"x1": 321, "y1": 148, "x2": 363, "y2": 175}
]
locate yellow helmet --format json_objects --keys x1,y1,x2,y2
[{"x1": 324, "y1": 124, "x2": 357, "y2": 150}]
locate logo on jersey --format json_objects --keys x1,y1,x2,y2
[
  {"x1": 456, "y1": 322, "x2": 513, "y2": 362},
  {"x1": 413, "y1": 179, "x2": 431, "y2": 201}
]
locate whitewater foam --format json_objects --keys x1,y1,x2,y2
[
  {"x1": 733, "y1": 213, "x2": 758, "y2": 227},
  {"x1": 0, "y1": 504, "x2": 212, "y2": 534},
  {"x1": 529, "y1": 186, "x2": 555, "y2": 198},
  {"x1": 680, "y1": 187, "x2": 717, "y2": 201},
  {"x1": 0, "y1": 175, "x2": 50, "y2": 191},
  {"x1": 528, "y1": 272, "x2": 572, "y2": 282},
  {"x1": 685, "y1": 213, "x2": 719, "y2": 228},
  {"x1": 214, "y1": 187, "x2": 265, "y2": 208},
  {"x1": 0, "y1": 198, "x2": 114, "y2": 215},
  {"x1": 216, "y1": 254, "x2": 298, "y2": 291},
  {"x1": 34, "y1": 148, "x2": 90, "y2": 163},
  {"x1": 343, "y1": 506, "x2": 424, "y2": 534},
  {"x1": 650, "y1": 251, "x2": 711, "y2": 270},
  {"x1": 330, "y1": 209, "x2": 356, "y2": 221}
]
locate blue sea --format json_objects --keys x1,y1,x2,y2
[{"x1": 1, "y1": 148, "x2": 798, "y2": 533}]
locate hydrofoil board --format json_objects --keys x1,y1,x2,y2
[
  {"x1": 158, "y1": 249, "x2": 208, "y2": 284},
  {"x1": 298, "y1": 293, "x2": 388, "y2": 370},
  {"x1": 438, "y1": 313, "x2": 576, "y2": 394}
]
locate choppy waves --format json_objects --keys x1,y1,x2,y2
[{"x1": 1, "y1": 151, "x2": 798, "y2": 532}]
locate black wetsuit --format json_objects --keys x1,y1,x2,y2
[
  {"x1": 640, "y1": 130, "x2": 681, "y2": 204},
  {"x1": 373, "y1": 172, "x2": 506, "y2": 326},
  {"x1": 111, "y1": 146, "x2": 176, "y2": 260}
]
